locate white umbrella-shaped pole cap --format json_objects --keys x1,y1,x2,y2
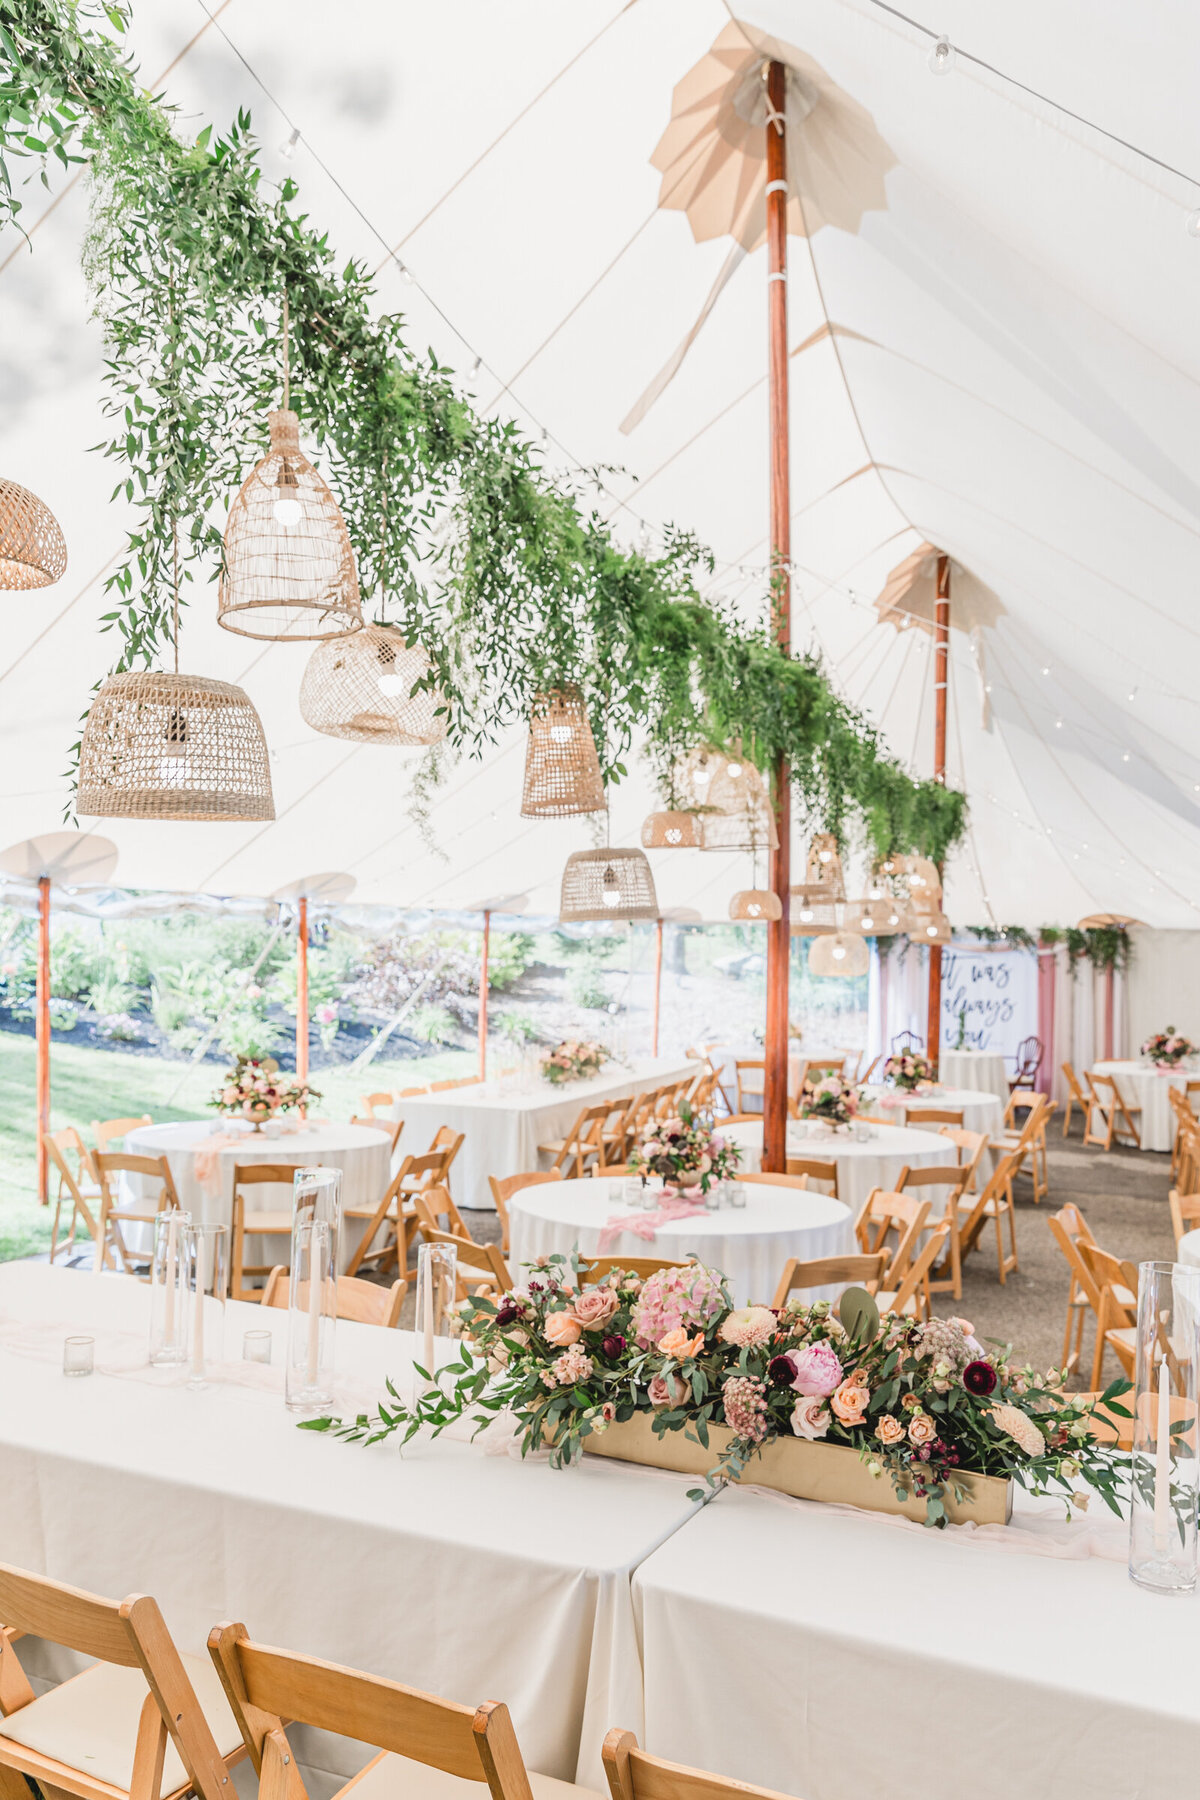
[
  {"x1": 271, "y1": 873, "x2": 358, "y2": 905},
  {"x1": 468, "y1": 893, "x2": 530, "y2": 916},
  {"x1": 1076, "y1": 913, "x2": 1143, "y2": 930},
  {"x1": 660, "y1": 906, "x2": 702, "y2": 924},
  {"x1": 0, "y1": 833, "x2": 118, "y2": 886}
]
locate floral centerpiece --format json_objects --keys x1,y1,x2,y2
[
  {"x1": 1140, "y1": 1027, "x2": 1194, "y2": 1070},
  {"x1": 539, "y1": 1040, "x2": 610, "y2": 1085},
  {"x1": 211, "y1": 1055, "x2": 319, "y2": 1128},
  {"x1": 307, "y1": 1256, "x2": 1131, "y2": 1530},
  {"x1": 798, "y1": 1073, "x2": 862, "y2": 1130},
  {"x1": 883, "y1": 1051, "x2": 937, "y2": 1092},
  {"x1": 627, "y1": 1101, "x2": 740, "y2": 1195}
]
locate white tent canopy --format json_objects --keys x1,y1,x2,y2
[{"x1": 2, "y1": 0, "x2": 1198, "y2": 926}]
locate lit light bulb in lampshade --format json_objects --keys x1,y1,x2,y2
[
  {"x1": 158, "y1": 708, "x2": 189, "y2": 789},
  {"x1": 928, "y1": 34, "x2": 955, "y2": 74},
  {"x1": 927, "y1": 924, "x2": 938, "y2": 938},
  {"x1": 694, "y1": 760, "x2": 711, "y2": 787},
  {"x1": 726, "y1": 761, "x2": 743, "y2": 779},
  {"x1": 818, "y1": 848, "x2": 832, "y2": 864},
  {"x1": 860, "y1": 912, "x2": 873, "y2": 930},
  {"x1": 888, "y1": 910, "x2": 901, "y2": 926},
  {"x1": 832, "y1": 943, "x2": 847, "y2": 961},
  {"x1": 377, "y1": 672, "x2": 407, "y2": 698},
  {"x1": 549, "y1": 724, "x2": 574, "y2": 745},
  {"x1": 799, "y1": 906, "x2": 815, "y2": 923},
  {"x1": 273, "y1": 462, "x2": 303, "y2": 527},
  {"x1": 748, "y1": 901, "x2": 762, "y2": 917},
  {"x1": 601, "y1": 865, "x2": 621, "y2": 909}
]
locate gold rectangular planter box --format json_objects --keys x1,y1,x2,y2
[{"x1": 584, "y1": 1413, "x2": 1013, "y2": 1526}]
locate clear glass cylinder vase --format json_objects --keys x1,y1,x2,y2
[
  {"x1": 186, "y1": 1223, "x2": 228, "y2": 1387},
  {"x1": 149, "y1": 1209, "x2": 192, "y2": 1366},
  {"x1": 285, "y1": 1166, "x2": 342, "y2": 1413},
  {"x1": 1129, "y1": 1260, "x2": 1200, "y2": 1595},
  {"x1": 413, "y1": 1241, "x2": 458, "y2": 1407}
]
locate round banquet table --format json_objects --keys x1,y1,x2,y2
[
  {"x1": 1092, "y1": 1060, "x2": 1199, "y2": 1154},
  {"x1": 861, "y1": 1084, "x2": 1006, "y2": 1143},
  {"x1": 939, "y1": 1048, "x2": 1009, "y2": 1099},
  {"x1": 507, "y1": 1174, "x2": 853, "y2": 1307},
  {"x1": 718, "y1": 1119, "x2": 956, "y2": 1215},
  {"x1": 123, "y1": 1118, "x2": 392, "y2": 1270}
]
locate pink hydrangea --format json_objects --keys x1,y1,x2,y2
[
  {"x1": 630, "y1": 1264, "x2": 725, "y2": 1349},
  {"x1": 722, "y1": 1375, "x2": 768, "y2": 1444}
]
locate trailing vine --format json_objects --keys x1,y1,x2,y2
[
  {"x1": 963, "y1": 924, "x2": 1133, "y2": 973},
  {"x1": 1, "y1": 0, "x2": 967, "y2": 862}
]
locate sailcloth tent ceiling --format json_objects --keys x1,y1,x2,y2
[{"x1": 1, "y1": 0, "x2": 1199, "y2": 926}]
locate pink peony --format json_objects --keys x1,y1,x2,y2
[
  {"x1": 790, "y1": 1395, "x2": 831, "y2": 1440},
  {"x1": 647, "y1": 1372, "x2": 688, "y2": 1407},
  {"x1": 788, "y1": 1340, "x2": 844, "y2": 1398},
  {"x1": 572, "y1": 1286, "x2": 620, "y2": 1329},
  {"x1": 718, "y1": 1306, "x2": 777, "y2": 1350}
]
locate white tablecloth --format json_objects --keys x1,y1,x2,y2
[
  {"x1": 507, "y1": 1176, "x2": 853, "y2": 1306},
  {"x1": 862, "y1": 1085, "x2": 1005, "y2": 1142},
  {"x1": 940, "y1": 1048, "x2": 1010, "y2": 1097},
  {"x1": 1093, "y1": 1060, "x2": 1197, "y2": 1153},
  {"x1": 708, "y1": 1044, "x2": 849, "y2": 1113},
  {"x1": 125, "y1": 1119, "x2": 393, "y2": 1272},
  {"x1": 720, "y1": 1121, "x2": 953, "y2": 1214},
  {"x1": 1179, "y1": 1230, "x2": 1200, "y2": 1271},
  {"x1": 393, "y1": 1057, "x2": 698, "y2": 1208},
  {"x1": 633, "y1": 1486, "x2": 1200, "y2": 1800},
  {"x1": 0, "y1": 1262, "x2": 703, "y2": 1790}
]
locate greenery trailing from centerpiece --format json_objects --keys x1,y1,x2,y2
[{"x1": 0, "y1": 0, "x2": 965, "y2": 861}]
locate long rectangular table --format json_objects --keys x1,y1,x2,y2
[{"x1": 0, "y1": 1263, "x2": 701, "y2": 1790}]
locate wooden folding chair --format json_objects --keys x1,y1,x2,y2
[
  {"x1": 92, "y1": 1114, "x2": 153, "y2": 1154},
  {"x1": 487, "y1": 1168, "x2": 562, "y2": 1255},
  {"x1": 208, "y1": 1621, "x2": 569, "y2": 1800},
  {"x1": 604, "y1": 1727, "x2": 793, "y2": 1800},
  {"x1": 45, "y1": 1131, "x2": 103, "y2": 1266},
  {"x1": 908, "y1": 1105, "x2": 965, "y2": 1130},
  {"x1": 854, "y1": 1190, "x2": 930, "y2": 1291},
  {"x1": 1168, "y1": 1086, "x2": 1199, "y2": 1181},
  {"x1": 937, "y1": 1125, "x2": 989, "y2": 1194},
  {"x1": 1176, "y1": 1122, "x2": 1200, "y2": 1195},
  {"x1": 860, "y1": 1054, "x2": 882, "y2": 1084},
  {"x1": 427, "y1": 1125, "x2": 465, "y2": 1168},
  {"x1": 1169, "y1": 1188, "x2": 1200, "y2": 1250},
  {"x1": 1060, "y1": 1062, "x2": 1094, "y2": 1137},
  {"x1": 537, "y1": 1100, "x2": 614, "y2": 1178},
  {"x1": 412, "y1": 1212, "x2": 510, "y2": 1300},
  {"x1": 997, "y1": 1093, "x2": 1051, "y2": 1201},
  {"x1": 891, "y1": 1030, "x2": 923, "y2": 1054},
  {"x1": 1078, "y1": 1242, "x2": 1138, "y2": 1388},
  {"x1": 954, "y1": 1151, "x2": 1021, "y2": 1284},
  {"x1": 345, "y1": 1148, "x2": 452, "y2": 1278},
  {"x1": 696, "y1": 1045, "x2": 735, "y2": 1114},
  {"x1": 875, "y1": 1221, "x2": 951, "y2": 1320},
  {"x1": 229, "y1": 1164, "x2": 306, "y2": 1302},
  {"x1": 895, "y1": 1163, "x2": 969, "y2": 1297},
  {"x1": 261, "y1": 1265, "x2": 407, "y2": 1327},
  {"x1": 1048, "y1": 1202, "x2": 1104, "y2": 1375},
  {"x1": 350, "y1": 1114, "x2": 405, "y2": 1155},
  {"x1": 794, "y1": 1058, "x2": 845, "y2": 1093},
  {"x1": 782, "y1": 1156, "x2": 838, "y2": 1195},
  {"x1": 357, "y1": 1091, "x2": 395, "y2": 1120},
  {"x1": 93, "y1": 1152, "x2": 180, "y2": 1276},
  {"x1": 578, "y1": 1253, "x2": 688, "y2": 1284},
  {"x1": 1010, "y1": 1034, "x2": 1043, "y2": 1091},
  {"x1": 734, "y1": 1058, "x2": 765, "y2": 1112},
  {"x1": 740, "y1": 1170, "x2": 821, "y2": 1192},
  {"x1": 0, "y1": 1561, "x2": 242, "y2": 1800},
  {"x1": 771, "y1": 1252, "x2": 887, "y2": 1308},
  {"x1": 1083, "y1": 1074, "x2": 1141, "y2": 1152}
]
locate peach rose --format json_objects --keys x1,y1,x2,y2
[
  {"x1": 875, "y1": 1414, "x2": 905, "y2": 1447},
  {"x1": 572, "y1": 1286, "x2": 619, "y2": 1329},
  {"x1": 544, "y1": 1311, "x2": 582, "y2": 1348},
  {"x1": 907, "y1": 1412, "x2": 936, "y2": 1446},
  {"x1": 658, "y1": 1327, "x2": 706, "y2": 1359},
  {"x1": 830, "y1": 1379, "x2": 870, "y2": 1427}
]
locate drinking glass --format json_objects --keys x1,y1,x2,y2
[
  {"x1": 728, "y1": 1182, "x2": 747, "y2": 1209},
  {"x1": 63, "y1": 1335, "x2": 94, "y2": 1376},
  {"x1": 1129, "y1": 1260, "x2": 1200, "y2": 1595},
  {"x1": 149, "y1": 1209, "x2": 192, "y2": 1366},
  {"x1": 413, "y1": 1241, "x2": 458, "y2": 1407},
  {"x1": 242, "y1": 1329, "x2": 272, "y2": 1364},
  {"x1": 186, "y1": 1223, "x2": 228, "y2": 1387}
]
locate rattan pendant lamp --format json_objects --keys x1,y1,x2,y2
[
  {"x1": 521, "y1": 686, "x2": 606, "y2": 817},
  {"x1": 809, "y1": 931, "x2": 870, "y2": 977},
  {"x1": 219, "y1": 296, "x2": 362, "y2": 642},
  {"x1": 0, "y1": 479, "x2": 67, "y2": 589},
  {"x1": 77, "y1": 532, "x2": 274, "y2": 822},
  {"x1": 560, "y1": 847, "x2": 659, "y2": 922}
]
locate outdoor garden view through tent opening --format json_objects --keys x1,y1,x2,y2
[{"x1": 2, "y1": 5, "x2": 1200, "y2": 1798}]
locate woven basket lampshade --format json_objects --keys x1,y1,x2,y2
[
  {"x1": 0, "y1": 478, "x2": 67, "y2": 589},
  {"x1": 809, "y1": 932, "x2": 870, "y2": 978},
  {"x1": 521, "y1": 687, "x2": 607, "y2": 817},
  {"x1": 300, "y1": 625, "x2": 447, "y2": 744},
  {"x1": 219, "y1": 410, "x2": 361, "y2": 642},
  {"x1": 804, "y1": 832, "x2": 846, "y2": 899},
  {"x1": 847, "y1": 896, "x2": 904, "y2": 935},
  {"x1": 912, "y1": 907, "x2": 952, "y2": 946},
  {"x1": 790, "y1": 886, "x2": 838, "y2": 935},
  {"x1": 729, "y1": 888, "x2": 782, "y2": 922},
  {"x1": 76, "y1": 671, "x2": 275, "y2": 821},
  {"x1": 905, "y1": 856, "x2": 943, "y2": 912},
  {"x1": 560, "y1": 847, "x2": 659, "y2": 922},
  {"x1": 642, "y1": 810, "x2": 704, "y2": 848},
  {"x1": 676, "y1": 742, "x2": 777, "y2": 852}
]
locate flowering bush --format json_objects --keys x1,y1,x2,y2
[
  {"x1": 540, "y1": 1040, "x2": 610, "y2": 1085},
  {"x1": 210, "y1": 1054, "x2": 319, "y2": 1123},
  {"x1": 627, "y1": 1101, "x2": 740, "y2": 1194},
  {"x1": 1141, "y1": 1027, "x2": 1195, "y2": 1069},
  {"x1": 799, "y1": 1073, "x2": 862, "y2": 1128},
  {"x1": 309, "y1": 1258, "x2": 1132, "y2": 1529},
  {"x1": 883, "y1": 1051, "x2": 937, "y2": 1092}
]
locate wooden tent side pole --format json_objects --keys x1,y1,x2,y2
[{"x1": 762, "y1": 56, "x2": 792, "y2": 1174}]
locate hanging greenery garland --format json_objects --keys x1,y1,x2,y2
[{"x1": 1, "y1": 0, "x2": 967, "y2": 862}]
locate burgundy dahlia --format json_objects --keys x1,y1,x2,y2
[
  {"x1": 963, "y1": 1359, "x2": 998, "y2": 1397},
  {"x1": 601, "y1": 1334, "x2": 627, "y2": 1359},
  {"x1": 767, "y1": 1354, "x2": 797, "y2": 1386}
]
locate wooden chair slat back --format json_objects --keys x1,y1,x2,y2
[
  {"x1": 0, "y1": 1562, "x2": 140, "y2": 1665},
  {"x1": 896, "y1": 1163, "x2": 968, "y2": 1192},
  {"x1": 261, "y1": 1267, "x2": 406, "y2": 1327},
  {"x1": 233, "y1": 1163, "x2": 306, "y2": 1188},
  {"x1": 602, "y1": 1728, "x2": 792, "y2": 1800},
  {"x1": 739, "y1": 1170, "x2": 815, "y2": 1190},
  {"x1": 419, "y1": 1223, "x2": 509, "y2": 1285},
  {"x1": 489, "y1": 1170, "x2": 562, "y2": 1206},
  {"x1": 578, "y1": 1254, "x2": 687, "y2": 1283},
  {"x1": 44, "y1": 1132, "x2": 87, "y2": 1206},
  {"x1": 771, "y1": 1253, "x2": 886, "y2": 1307},
  {"x1": 782, "y1": 1158, "x2": 838, "y2": 1183},
  {"x1": 92, "y1": 1115, "x2": 152, "y2": 1151}
]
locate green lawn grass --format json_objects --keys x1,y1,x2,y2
[{"x1": 0, "y1": 1032, "x2": 476, "y2": 1261}]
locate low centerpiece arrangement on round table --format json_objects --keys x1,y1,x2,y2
[
  {"x1": 211, "y1": 1054, "x2": 320, "y2": 1129},
  {"x1": 798, "y1": 1072, "x2": 863, "y2": 1131},
  {"x1": 628, "y1": 1102, "x2": 740, "y2": 1196},
  {"x1": 1140, "y1": 1027, "x2": 1195, "y2": 1070},
  {"x1": 307, "y1": 1256, "x2": 1131, "y2": 1530},
  {"x1": 539, "y1": 1040, "x2": 610, "y2": 1084},
  {"x1": 883, "y1": 1050, "x2": 938, "y2": 1092}
]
